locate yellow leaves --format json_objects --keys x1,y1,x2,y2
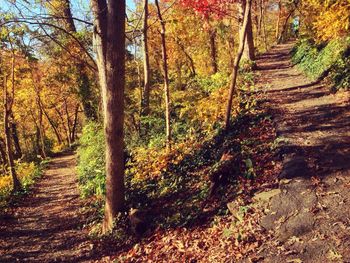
[
  {"x1": 0, "y1": 175, "x2": 12, "y2": 193},
  {"x1": 0, "y1": 162, "x2": 36, "y2": 198},
  {"x1": 304, "y1": 0, "x2": 350, "y2": 42},
  {"x1": 327, "y1": 249, "x2": 343, "y2": 261}
]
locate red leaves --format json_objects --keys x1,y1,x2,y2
[{"x1": 178, "y1": 0, "x2": 237, "y2": 18}]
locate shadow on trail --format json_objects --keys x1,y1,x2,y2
[
  {"x1": 109, "y1": 110, "x2": 277, "y2": 250},
  {"x1": 0, "y1": 155, "x2": 101, "y2": 263},
  {"x1": 257, "y1": 42, "x2": 350, "y2": 183}
]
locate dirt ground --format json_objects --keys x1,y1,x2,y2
[
  {"x1": 0, "y1": 42, "x2": 349, "y2": 263},
  {"x1": 253, "y1": 42, "x2": 350, "y2": 262},
  {"x1": 0, "y1": 154, "x2": 95, "y2": 262}
]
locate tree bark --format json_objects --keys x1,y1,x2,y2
[
  {"x1": 238, "y1": 0, "x2": 255, "y2": 61},
  {"x1": 37, "y1": 97, "x2": 47, "y2": 158},
  {"x1": 42, "y1": 106, "x2": 63, "y2": 144},
  {"x1": 155, "y1": 0, "x2": 172, "y2": 150},
  {"x1": 0, "y1": 138, "x2": 7, "y2": 174},
  {"x1": 174, "y1": 37, "x2": 196, "y2": 77},
  {"x1": 92, "y1": 0, "x2": 126, "y2": 232},
  {"x1": 261, "y1": 0, "x2": 268, "y2": 50},
  {"x1": 225, "y1": 0, "x2": 252, "y2": 130},
  {"x1": 209, "y1": 27, "x2": 218, "y2": 74},
  {"x1": 275, "y1": 0, "x2": 282, "y2": 41},
  {"x1": 3, "y1": 59, "x2": 21, "y2": 192},
  {"x1": 141, "y1": 0, "x2": 151, "y2": 118},
  {"x1": 10, "y1": 120, "x2": 22, "y2": 159},
  {"x1": 70, "y1": 104, "x2": 80, "y2": 142},
  {"x1": 64, "y1": 98, "x2": 72, "y2": 146}
]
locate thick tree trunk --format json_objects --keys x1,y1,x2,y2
[
  {"x1": 141, "y1": 0, "x2": 151, "y2": 118},
  {"x1": 155, "y1": 0, "x2": 172, "y2": 150},
  {"x1": 225, "y1": 0, "x2": 252, "y2": 130},
  {"x1": 92, "y1": 0, "x2": 126, "y2": 232},
  {"x1": 238, "y1": 0, "x2": 255, "y2": 61}
]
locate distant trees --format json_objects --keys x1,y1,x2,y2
[{"x1": 47, "y1": 0, "x2": 98, "y2": 120}]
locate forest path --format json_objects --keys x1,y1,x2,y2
[
  {"x1": 0, "y1": 154, "x2": 95, "y2": 262},
  {"x1": 254, "y1": 42, "x2": 350, "y2": 262}
]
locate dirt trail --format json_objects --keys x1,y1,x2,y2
[
  {"x1": 0, "y1": 154, "x2": 94, "y2": 262},
  {"x1": 254, "y1": 42, "x2": 350, "y2": 262}
]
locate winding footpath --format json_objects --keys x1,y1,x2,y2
[
  {"x1": 0, "y1": 42, "x2": 349, "y2": 262},
  {"x1": 0, "y1": 154, "x2": 95, "y2": 262},
  {"x1": 255, "y1": 42, "x2": 350, "y2": 262}
]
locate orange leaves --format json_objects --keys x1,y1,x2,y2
[{"x1": 303, "y1": 0, "x2": 350, "y2": 42}]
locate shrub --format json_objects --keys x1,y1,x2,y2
[
  {"x1": 292, "y1": 37, "x2": 350, "y2": 91},
  {"x1": 77, "y1": 122, "x2": 106, "y2": 198},
  {"x1": 0, "y1": 160, "x2": 46, "y2": 208}
]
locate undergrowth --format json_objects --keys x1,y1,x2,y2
[
  {"x1": 292, "y1": 37, "x2": 350, "y2": 91},
  {"x1": 0, "y1": 159, "x2": 50, "y2": 209},
  {"x1": 76, "y1": 68, "x2": 280, "y2": 246}
]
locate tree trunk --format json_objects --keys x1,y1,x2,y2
[
  {"x1": 261, "y1": 0, "x2": 268, "y2": 50},
  {"x1": 209, "y1": 27, "x2": 218, "y2": 74},
  {"x1": 225, "y1": 0, "x2": 252, "y2": 130},
  {"x1": 0, "y1": 138, "x2": 7, "y2": 174},
  {"x1": 70, "y1": 104, "x2": 80, "y2": 142},
  {"x1": 141, "y1": 0, "x2": 151, "y2": 118},
  {"x1": 3, "y1": 64, "x2": 21, "y2": 192},
  {"x1": 0, "y1": 138, "x2": 7, "y2": 164},
  {"x1": 64, "y1": 98, "x2": 72, "y2": 146},
  {"x1": 92, "y1": 0, "x2": 126, "y2": 232},
  {"x1": 4, "y1": 111, "x2": 20, "y2": 192},
  {"x1": 36, "y1": 96, "x2": 47, "y2": 158},
  {"x1": 155, "y1": 0, "x2": 172, "y2": 150},
  {"x1": 239, "y1": 0, "x2": 255, "y2": 61},
  {"x1": 10, "y1": 120, "x2": 22, "y2": 159},
  {"x1": 278, "y1": 8, "x2": 295, "y2": 43},
  {"x1": 174, "y1": 37, "x2": 196, "y2": 77},
  {"x1": 275, "y1": 0, "x2": 282, "y2": 41},
  {"x1": 42, "y1": 106, "x2": 63, "y2": 144},
  {"x1": 54, "y1": 105, "x2": 70, "y2": 146}
]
